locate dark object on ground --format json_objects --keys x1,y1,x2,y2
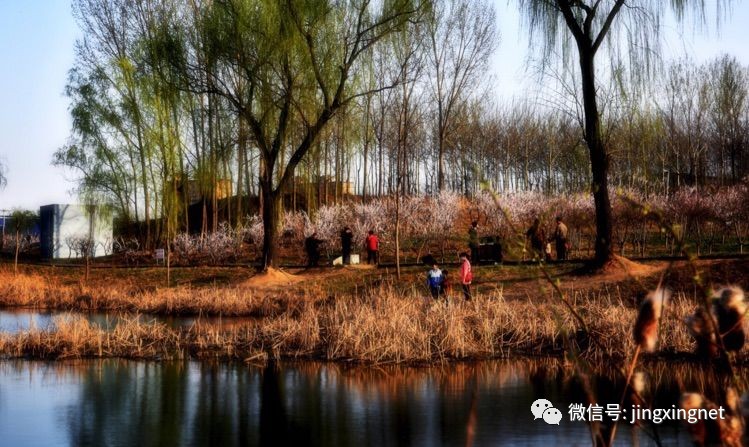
[{"x1": 473, "y1": 236, "x2": 502, "y2": 265}]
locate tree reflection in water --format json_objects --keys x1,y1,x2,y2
[{"x1": 0, "y1": 359, "x2": 746, "y2": 446}]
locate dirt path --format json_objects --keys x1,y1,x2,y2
[
  {"x1": 241, "y1": 264, "x2": 378, "y2": 290},
  {"x1": 4, "y1": 256, "x2": 746, "y2": 304}
]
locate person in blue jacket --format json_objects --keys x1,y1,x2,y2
[{"x1": 426, "y1": 262, "x2": 444, "y2": 300}]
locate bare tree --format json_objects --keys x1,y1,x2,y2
[
  {"x1": 709, "y1": 55, "x2": 748, "y2": 183},
  {"x1": 427, "y1": 0, "x2": 496, "y2": 192},
  {"x1": 656, "y1": 58, "x2": 710, "y2": 189},
  {"x1": 10, "y1": 210, "x2": 36, "y2": 275},
  {"x1": 518, "y1": 0, "x2": 729, "y2": 267}
]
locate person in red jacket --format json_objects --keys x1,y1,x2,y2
[
  {"x1": 365, "y1": 230, "x2": 379, "y2": 265},
  {"x1": 459, "y1": 252, "x2": 473, "y2": 301}
]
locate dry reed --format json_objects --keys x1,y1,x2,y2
[
  {"x1": 1, "y1": 283, "x2": 743, "y2": 364},
  {"x1": 0, "y1": 267, "x2": 302, "y2": 317}
]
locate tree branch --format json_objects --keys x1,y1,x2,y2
[{"x1": 592, "y1": 0, "x2": 625, "y2": 54}]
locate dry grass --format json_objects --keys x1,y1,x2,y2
[
  {"x1": 0, "y1": 314, "x2": 180, "y2": 359},
  {"x1": 0, "y1": 267, "x2": 308, "y2": 317},
  {"x1": 1, "y1": 282, "x2": 742, "y2": 364}
]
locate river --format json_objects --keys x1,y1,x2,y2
[{"x1": 0, "y1": 357, "x2": 737, "y2": 446}]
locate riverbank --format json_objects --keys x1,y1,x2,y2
[
  {"x1": 0, "y1": 283, "x2": 732, "y2": 364},
  {"x1": 1, "y1": 259, "x2": 748, "y2": 364}
]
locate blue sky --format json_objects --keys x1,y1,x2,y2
[
  {"x1": 0, "y1": 1, "x2": 78, "y2": 211},
  {"x1": 0, "y1": 1, "x2": 748, "y2": 211}
]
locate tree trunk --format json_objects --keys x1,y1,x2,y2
[
  {"x1": 395, "y1": 193, "x2": 401, "y2": 279},
  {"x1": 14, "y1": 230, "x2": 20, "y2": 275},
  {"x1": 579, "y1": 47, "x2": 613, "y2": 267},
  {"x1": 234, "y1": 79, "x2": 246, "y2": 225},
  {"x1": 258, "y1": 158, "x2": 265, "y2": 219},
  {"x1": 437, "y1": 124, "x2": 446, "y2": 192},
  {"x1": 166, "y1": 243, "x2": 171, "y2": 287},
  {"x1": 362, "y1": 97, "x2": 370, "y2": 201},
  {"x1": 260, "y1": 184, "x2": 281, "y2": 270}
]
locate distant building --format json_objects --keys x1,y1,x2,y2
[
  {"x1": 179, "y1": 179, "x2": 234, "y2": 205},
  {"x1": 39, "y1": 204, "x2": 113, "y2": 259},
  {"x1": 292, "y1": 176, "x2": 355, "y2": 200}
]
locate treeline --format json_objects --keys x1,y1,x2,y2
[
  {"x1": 153, "y1": 185, "x2": 749, "y2": 266},
  {"x1": 454, "y1": 54, "x2": 749, "y2": 196},
  {"x1": 54, "y1": 0, "x2": 493, "y2": 248},
  {"x1": 55, "y1": 0, "x2": 749, "y2": 255}
]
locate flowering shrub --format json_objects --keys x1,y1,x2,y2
[
  {"x1": 667, "y1": 188, "x2": 719, "y2": 228},
  {"x1": 245, "y1": 215, "x2": 264, "y2": 245},
  {"x1": 282, "y1": 211, "x2": 312, "y2": 245},
  {"x1": 311, "y1": 205, "x2": 351, "y2": 244},
  {"x1": 352, "y1": 200, "x2": 390, "y2": 245},
  {"x1": 164, "y1": 181, "x2": 749, "y2": 263},
  {"x1": 426, "y1": 191, "x2": 463, "y2": 236},
  {"x1": 171, "y1": 222, "x2": 244, "y2": 264}
]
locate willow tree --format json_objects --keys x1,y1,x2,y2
[
  {"x1": 518, "y1": 0, "x2": 729, "y2": 267},
  {"x1": 182, "y1": 0, "x2": 425, "y2": 270}
]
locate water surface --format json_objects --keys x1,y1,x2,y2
[
  {"x1": 0, "y1": 309, "x2": 249, "y2": 333},
  {"x1": 0, "y1": 359, "x2": 740, "y2": 446}
]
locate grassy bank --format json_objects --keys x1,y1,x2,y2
[
  {"x1": 0, "y1": 262, "x2": 580, "y2": 316},
  {"x1": 2, "y1": 260, "x2": 748, "y2": 364},
  {"x1": 0, "y1": 285, "x2": 734, "y2": 364},
  {"x1": 0, "y1": 266, "x2": 298, "y2": 316}
]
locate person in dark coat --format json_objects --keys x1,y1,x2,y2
[
  {"x1": 526, "y1": 218, "x2": 546, "y2": 260},
  {"x1": 551, "y1": 216, "x2": 568, "y2": 261},
  {"x1": 305, "y1": 232, "x2": 324, "y2": 267},
  {"x1": 340, "y1": 226, "x2": 353, "y2": 265},
  {"x1": 468, "y1": 221, "x2": 480, "y2": 263}
]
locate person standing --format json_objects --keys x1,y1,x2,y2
[
  {"x1": 340, "y1": 226, "x2": 353, "y2": 265},
  {"x1": 552, "y1": 216, "x2": 569, "y2": 261},
  {"x1": 525, "y1": 218, "x2": 546, "y2": 261},
  {"x1": 365, "y1": 230, "x2": 379, "y2": 265},
  {"x1": 305, "y1": 232, "x2": 324, "y2": 267},
  {"x1": 468, "y1": 221, "x2": 480, "y2": 263},
  {"x1": 426, "y1": 262, "x2": 444, "y2": 300},
  {"x1": 459, "y1": 252, "x2": 473, "y2": 301}
]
